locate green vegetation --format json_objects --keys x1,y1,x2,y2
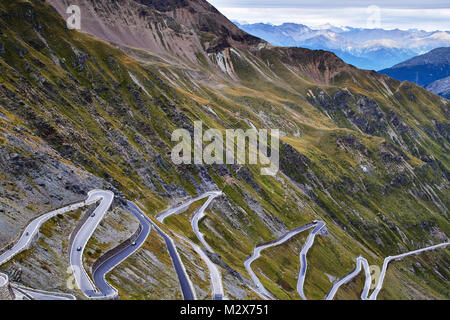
[{"x1": 0, "y1": 0, "x2": 447, "y2": 300}]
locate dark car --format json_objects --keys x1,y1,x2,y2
[{"x1": 77, "y1": 246, "x2": 82, "y2": 252}]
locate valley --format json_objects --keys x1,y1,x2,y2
[{"x1": 0, "y1": 0, "x2": 448, "y2": 300}]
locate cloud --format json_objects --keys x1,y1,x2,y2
[{"x1": 207, "y1": 1, "x2": 450, "y2": 31}]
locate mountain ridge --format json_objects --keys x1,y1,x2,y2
[
  {"x1": 0, "y1": 0, "x2": 448, "y2": 300},
  {"x1": 427, "y1": 76, "x2": 450, "y2": 99},
  {"x1": 234, "y1": 21, "x2": 450, "y2": 70}
]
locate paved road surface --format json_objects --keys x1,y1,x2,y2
[
  {"x1": 92, "y1": 206, "x2": 152, "y2": 298},
  {"x1": 69, "y1": 190, "x2": 115, "y2": 298},
  {"x1": 325, "y1": 242, "x2": 449, "y2": 300},
  {"x1": 2, "y1": 186, "x2": 447, "y2": 301},
  {"x1": 368, "y1": 242, "x2": 449, "y2": 300},
  {"x1": 11, "y1": 284, "x2": 76, "y2": 300},
  {"x1": 325, "y1": 256, "x2": 371, "y2": 300},
  {"x1": 127, "y1": 201, "x2": 196, "y2": 300},
  {"x1": 0, "y1": 201, "x2": 87, "y2": 265},
  {"x1": 190, "y1": 191, "x2": 224, "y2": 300},
  {"x1": 191, "y1": 191, "x2": 222, "y2": 253},
  {"x1": 156, "y1": 192, "x2": 218, "y2": 223},
  {"x1": 156, "y1": 191, "x2": 224, "y2": 300}
]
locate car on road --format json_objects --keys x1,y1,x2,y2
[
  {"x1": 91, "y1": 213, "x2": 96, "y2": 217},
  {"x1": 131, "y1": 242, "x2": 137, "y2": 246},
  {"x1": 77, "y1": 246, "x2": 82, "y2": 252},
  {"x1": 312, "y1": 220, "x2": 318, "y2": 224},
  {"x1": 25, "y1": 232, "x2": 29, "y2": 236}
]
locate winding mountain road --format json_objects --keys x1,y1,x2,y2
[
  {"x1": 325, "y1": 242, "x2": 449, "y2": 300},
  {"x1": 191, "y1": 192, "x2": 222, "y2": 253},
  {"x1": 297, "y1": 221, "x2": 326, "y2": 300},
  {"x1": 0, "y1": 201, "x2": 88, "y2": 266},
  {"x1": 0, "y1": 189, "x2": 153, "y2": 300},
  {"x1": 157, "y1": 191, "x2": 225, "y2": 300},
  {"x1": 369, "y1": 242, "x2": 449, "y2": 300},
  {"x1": 190, "y1": 191, "x2": 224, "y2": 300},
  {"x1": 92, "y1": 207, "x2": 152, "y2": 298},
  {"x1": 1, "y1": 187, "x2": 447, "y2": 301},
  {"x1": 69, "y1": 190, "x2": 115, "y2": 298},
  {"x1": 11, "y1": 284, "x2": 76, "y2": 300},
  {"x1": 325, "y1": 256, "x2": 371, "y2": 300},
  {"x1": 156, "y1": 192, "x2": 219, "y2": 223},
  {"x1": 244, "y1": 222, "x2": 322, "y2": 300},
  {"x1": 127, "y1": 201, "x2": 197, "y2": 300}
]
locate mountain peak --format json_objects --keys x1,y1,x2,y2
[
  {"x1": 48, "y1": 0, "x2": 353, "y2": 84},
  {"x1": 48, "y1": 0, "x2": 262, "y2": 62}
]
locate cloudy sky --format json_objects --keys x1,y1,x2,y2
[{"x1": 207, "y1": 1, "x2": 450, "y2": 31}]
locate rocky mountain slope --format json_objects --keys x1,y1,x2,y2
[{"x1": 0, "y1": 0, "x2": 448, "y2": 300}]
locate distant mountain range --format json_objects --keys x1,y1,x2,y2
[
  {"x1": 234, "y1": 22, "x2": 450, "y2": 71},
  {"x1": 380, "y1": 47, "x2": 450, "y2": 99},
  {"x1": 0, "y1": 0, "x2": 449, "y2": 301}
]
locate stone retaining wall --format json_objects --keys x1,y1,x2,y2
[
  {"x1": 0, "y1": 273, "x2": 14, "y2": 300},
  {"x1": 68, "y1": 203, "x2": 98, "y2": 251}
]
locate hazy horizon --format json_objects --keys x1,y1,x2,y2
[{"x1": 207, "y1": 0, "x2": 450, "y2": 32}]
